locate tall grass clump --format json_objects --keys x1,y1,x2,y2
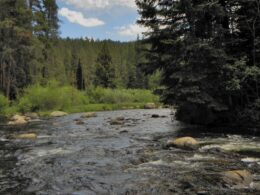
[
  {"x1": 18, "y1": 81, "x2": 89, "y2": 113},
  {"x1": 86, "y1": 87, "x2": 159, "y2": 104},
  {"x1": 0, "y1": 94, "x2": 9, "y2": 115}
]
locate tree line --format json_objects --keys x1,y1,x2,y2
[
  {"x1": 137, "y1": 0, "x2": 260, "y2": 125},
  {"x1": 0, "y1": 0, "x2": 158, "y2": 101}
]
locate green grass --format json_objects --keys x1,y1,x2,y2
[
  {"x1": 3, "y1": 81, "x2": 160, "y2": 116},
  {"x1": 86, "y1": 87, "x2": 159, "y2": 104},
  {"x1": 38, "y1": 103, "x2": 149, "y2": 116}
]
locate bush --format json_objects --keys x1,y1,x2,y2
[
  {"x1": 0, "y1": 94, "x2": 9, "y2": 115},
  {"x1": 18, "y1": 81, "x2": 89, "y2": 113},
  {"x1": 86, "y1": 87, "x2": 159, "y2": 104}
]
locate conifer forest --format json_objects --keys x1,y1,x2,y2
[{"x1": 1, "y1": 1, "x2": 260, "y2": 195}]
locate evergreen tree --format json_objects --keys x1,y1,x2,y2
[
  {"x1": 76, "y1": 59, "x2": 84, "y2": 90},
  {"x1": 95, "y1": 43, "x2": 116, "y2": 88},
  {"x1": 0, "y1": 0, "x2": 33, "y2": 99},
  {"x1": 136, "y1": 0, "x2": 260, "y2": 125}
]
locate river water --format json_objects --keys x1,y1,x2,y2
[{"x1": 0, "y1": 109, "x2": 260, "y2": 194}]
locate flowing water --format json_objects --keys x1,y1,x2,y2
[{"x1": 0, "y1": 109, "x2": 260, "y2": 194}]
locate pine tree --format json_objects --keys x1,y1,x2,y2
[
  {"x1": 0, "y1": 0, "x2": 33, "y2": 99},
  {"x1": 95, "y1": 43, "x2": 116, "y2": 88},
  {"x1": 136, "y1": 0, "x2": 260, "y2": 125},
  {"x1": 76, "y1": 59, "x2": 84, "y2": 90}
]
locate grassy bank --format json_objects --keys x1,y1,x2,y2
[{"x1": 0, "y1": 81, "x2": 159, "y2": 117}]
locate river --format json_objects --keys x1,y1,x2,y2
[{"x1": 0, "y1": 109, "x2": 260, "y2": 194}]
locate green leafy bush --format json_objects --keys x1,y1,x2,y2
[
  {"x1": 0, "y1": 94, "x2": 9, "y2": 115},
  {"x1": 18, "y1": 81, "x2": 89, "y2": 113},
  {"x1": 86, "y1": 87, "x2": 159, "y2": 104}
]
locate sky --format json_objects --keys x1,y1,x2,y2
[{"x1": 57, "y1": 0, "x2": 147, "y2": 42}]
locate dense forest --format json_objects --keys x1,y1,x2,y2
[
  {"x1": 46, "y1": 38, "x2": 151, "y2": 89},
  {"x1": 0, "y1": 0, "x2": 158, "y2": 101},
  {"x1": 137, "y1": 0, "x2": 260, "y2": 125}
]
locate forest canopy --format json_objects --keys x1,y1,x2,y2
[
  {"x1": 136, "y1": 0, "x2": 260, "y2": 125},
  {"x1": 0, "y1": 0, "x2": 158, "y2": 101}
]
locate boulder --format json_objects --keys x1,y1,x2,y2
[
  {"x1": 24, "y1": 112, "x2": 39, "y2": 119},
  {"x1": 222, "y1": 170, "x2": 253, "y2": 187},
  {"x1": 81, "y1": 112, "x2": 97, "y2": 118},
  {"x1": 167, "y1": 137, "x2": 199, "y2": 150},
  {"x1": 144, "y1": 103, "x2": 157, "y2": 109},
  {"x1": 8, "y1": 114, "x2": 28, "y2": 125},
  {"x1": 15, "y1": 133, "x2": 37, "y2": 139},
  {"x1": 50, "y1": 111, "x2": 68, "y2": 117}
]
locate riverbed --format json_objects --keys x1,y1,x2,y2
[{"x1": 0, "y1": 109, "x2": 260, "y2": 194}]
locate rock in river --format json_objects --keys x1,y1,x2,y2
[
  {"x1": 15, "y1": 133, "x2": 37, "y2": 139},
  {"x1": 144, "y1": 103, "x2": 157, "y2": 109},
  {"x1": 50, "y1": 111, "x2": 68, "y2": 117},
  {"x1": 222, "y1": 170, "x2": 253, "y2": 187},
  {"x1": 167, "y1": 137, "x2": 199, "y2": 150},
  {"x1": 110, "y1": 117, "x2": 125, "y2": 125},
  {"x1": 81, "y1": 112, "x2": 97, "y2": 118},
  {"x1": 8, "y1": 114, "x2": 28, "y2": 125}
]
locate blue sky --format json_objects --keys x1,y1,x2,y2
[{"x1": 57, "y1": 0, "x2": 146, "y2": 42}]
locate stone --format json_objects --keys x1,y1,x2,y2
[
  {"x1": 50, "y1": 111, "x2": 68, "y2": 117},
  {"x1": 116, "y1": 117, "x2": 125, "y2": 121},
  {"x1": 167, "y1": 137, "x2": 199, "y2": 150},
  {"x1": 24, "y1": 112, "x2": 39, "y2": 119},
  {"x1": 15, "y1": 133, "x2": 37, "y2": 139},
  {"x1": 222, "y1": 170, "x2": 253, "y2": 187},
  {"x1": 76, "y1": 120, "x2": 84, "y2": 125},
  {"x1": 110, "y1": 119, "x2": 124, "y2": 125},
  {"x1": 81, "y1": 112, "x2": 97, "y2": 118},
  {"x1": 151, "y1": 114, "x2": 160, "y2": 118},
  {"x1": 8, "y1": 115, "x2": 28, "y2": 125},
  {"x1": 144, "y1": 103, "x2": 157, "y2": 109}
]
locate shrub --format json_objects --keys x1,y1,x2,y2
[
  {"x1": 86, "y1": 87, "x2": 159, "y2": 104},
  {"x1": 18, "y1": 81, "x2": 89, "y2": 113},
  {"x1": 0, "y1": 94, "x2": 9, "y2": 115}
]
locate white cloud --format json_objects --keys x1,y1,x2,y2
[
  {"x1": 117, "y1": 23, "x2": 149, "y2": 37},
  {"x1": 58, "y1": 7, "x2": 105, "y2": 27},
  {"x1": 60, "y1": 0, "x2": 136, "y2": 10}
]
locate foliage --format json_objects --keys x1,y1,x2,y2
[
  {"x1": 18, "y1": 81, "x2": 89, "y2": 113},
  {"x1": 137, "y1": 0, "x2": 260, "y2": 125},
  {"x1": 0, "y1": 94, "x2": 9, "y2": 115},
  {"x1": 86, "y1": 87, "x2": 159, "y2": 104},
  {"x1": 15, "y1": 81, "x2": 158, "y2": 114},
  {"x1": 95, "y1": 43, "x2": 116, "y2": 88}
]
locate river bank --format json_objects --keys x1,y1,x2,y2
[{"x1": 1, "y1": 109, "x2": 260, "y2": 194}]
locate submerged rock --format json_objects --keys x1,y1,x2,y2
[
  {"x1": 222, "y1": 170, "x2": 253, "y2": 187},
  {"x1": 24, "y1": 112, "x2": 39, "y2": 119},
  {"x1": 75, "y1": 120, "x2": 84, "y2": 125},
  {"x1": 110, "y1": 120, "x2": 124, "y2": 125},
  {"x1": 15, "y1": 133, "x2": 37, "y2": 139},
  {"x1": 110, "y1": 116, "x2": 125, "y2": 125},
  {"x1": 81, "y1": 112, "x2": 97, "y2": 118},
  {"x1": 151, "y1": 114, "x2": 160, "y2": 118},
  {"x1": 144, "y1": 103, "x2": 157, "y2": 109},
  {"x1": 167, "y1": 137, "x2": 199, "y2": 150},
  {"x1": 8, "y1": 115, "x2": 28, "y2": 125},
  {"x1": 50, "y1": 111, "x2": 68, "y2": 117}
]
